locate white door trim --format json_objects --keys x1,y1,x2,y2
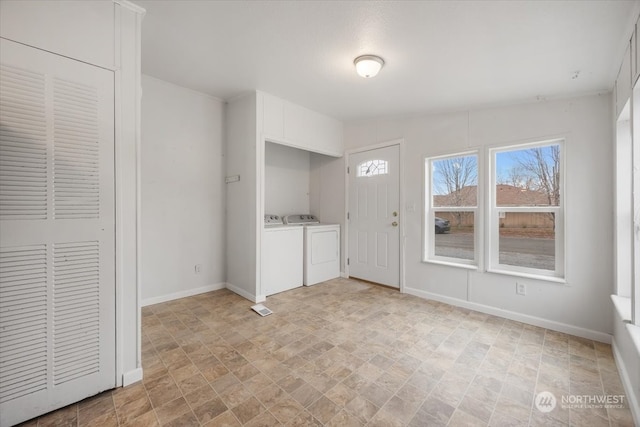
[
  {"x1": 113, "y1": 2, "x2": 145, "y2": 387},
  {"x1": 345, "y1": 139, "x2": 405, "y2": 292}
]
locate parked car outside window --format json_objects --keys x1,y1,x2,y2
[{"x1": 435, "y1": 217, "x2": 450, "y2": 234}]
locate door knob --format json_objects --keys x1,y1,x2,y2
[
  {"x1": 392, "y1": 211, "x2": 398, "y2": 217},
  {"x1": 392, "y1": 221, "x2": 398, "y2": 227}
]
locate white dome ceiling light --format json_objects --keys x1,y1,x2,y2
[{"x1": 354, "y1": 55, "x2": 384, "y2": 78}]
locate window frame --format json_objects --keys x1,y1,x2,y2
[
  {"x1": 424, "y1": 150, "x2": 480, "y2": 268},
  {"x1": 487, "y1": 139, "x2": 566, "y2": 281}
]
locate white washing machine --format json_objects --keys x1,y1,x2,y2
[
  {"x1": 262, "y1": 214, "x2": 303, "y2": 296},
  {"x1": 283, "y1": 214, "x2": 340, "y2": 286}
]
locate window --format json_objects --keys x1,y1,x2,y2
[
  {"x1": 357, "y1": 159, "x2": 388, "y2": 177},
  {"x1": 615, "y1": 102, "x2": 633, "y2": 302},
  {"x1": 425, "y1": 152, "x2": 478, "y2": 266},
  {"x1": 615, "y1": 97, "x2": 639, "y2": 325},
  {"x1": 489, "y1": 140, "x2": 564, "y2": 279},
  {"x1": 424, "y1": 140, "x2": 565, "y2": 281}
]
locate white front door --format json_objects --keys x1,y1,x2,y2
[
  {"x1": 348, "y1": 144, "x2": 400, "y2": 288},
  {"x1": 0, "y1": 39, "x2": 115, "y2": 427}
]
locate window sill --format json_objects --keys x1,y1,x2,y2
[
  {"x1": 611, "y1": 294, "x2": 632, "y2": 322},
  {"x1": 486, "y1": 268, "x2": 567, "y2": 284},
  {"x1": 423, "y1": 259, "x2": 478, "y2": 270}
]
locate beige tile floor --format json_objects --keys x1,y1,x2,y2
[{"x1": 18, "y1": 278, "x2": 635, "y2": 426}]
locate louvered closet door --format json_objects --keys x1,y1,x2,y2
[{"x1": 0, "y1": 39, "x2": 115, "y2": 427}]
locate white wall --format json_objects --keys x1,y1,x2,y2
[
  {"x1": 265, "y1": 142, "x2": 310, "y2": 216},
  {"x1": 336, "y1": 93, "x2": 614, "y2": 340},
  {"x1": 141, "y1": 76, "x2": 226, "y2": 305}
]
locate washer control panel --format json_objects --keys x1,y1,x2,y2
[
  {"x1": 283, "y1": 214, "x2": 320, "y2": 225},
  {"x1": 264, "y1": 214, "x2": 284, "y2": 226}
]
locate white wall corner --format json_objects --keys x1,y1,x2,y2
[
  {"x1": 405, "y1": 286, "x2": 612, "y2": 343},
  {"x1": 340, "y1": 272, "x2": 348, "y2": 278},
  {"x1": 113, "y1": 0, "x2": 146, "y2": 16},
  {"x1": 141, "y1": 282, "x2": 227, "y2": 307},
  {"x1": 226, "y1": 282, "x2": 261, "y2": 303},
  {"x1": 122, "y1": 367, "x2": 143, "y2": 387}
]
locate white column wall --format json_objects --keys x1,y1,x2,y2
[{"x1": 225, "y1": 93, "x2": 259, "y2": 301}]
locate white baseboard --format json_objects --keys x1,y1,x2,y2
[
  {"x1": 122, "y1": 367, "x2": 143, "y2": 386},
  {"x1": 404, "y1": 286, "x2": 612, "y2": 344},
  {"x1": 225, "y1": 282, "x2": 262, "y2": 303},
  {"x1": 612, "y1": 337, "x2": 640, "y2": 425},
  {"x1": 141, "y1": 282, "x2": 226, "y2": 307}
]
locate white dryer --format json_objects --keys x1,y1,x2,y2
[{"x1": 283, "y1": 215, "x2": 340, "y2": 286}]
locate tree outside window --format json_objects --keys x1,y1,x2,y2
[
  {"x1": 492, "y1": 141, "x2": 564, "y2": 278},
  {"x1": 427, "y1": 153, "x2": 478, "y2": 264}
]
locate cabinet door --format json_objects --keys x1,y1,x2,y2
[
  {"x1": 0, "y1": 0, "x2": 114, "y2": 69},
  {"x1": 283, "y1": 101, "x2": 343, "y2": 156},
  {"x1": 631, "y1": 17, "x2": 640, "y2": 87},
  {"x1": 0, "y1": 39, "x2": 116, "y2": 427},
  {"x1": 283, "y1": 101, "x2": 310, "y2": 147},
  {"x1": 262, "y1": 228, "x2": 302, "y2": 295},
  {"x1": 616, "y1": 43, "x2": 632, "y2": 118},
  {"x1": 262, "y1": 93, "x2": 284, "y2": 139}
]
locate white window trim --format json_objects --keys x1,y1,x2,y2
[
  {"x1": 487, "y1": 139, "x2": 566, "y2": 281},
  {"x1": 423, "y1": 139, "x2": 566, "y2": 283},
  {"x1": 424, "y1": 150, "x2": 480, "y2": 268}
]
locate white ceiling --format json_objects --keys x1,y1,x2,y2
[{"x1": 135, "y1": 0, "x2": 638, "y2": 122}]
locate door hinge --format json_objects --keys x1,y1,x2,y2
[
  {"x1": 347, "y1": 258, "x2": 350, "y2": 265},
  {"x1": 347, "y1": 212, "x2": 350, "y2": 220},
  {"x1": 347, "y1": 166, "x2": 350, "y2": 174}
]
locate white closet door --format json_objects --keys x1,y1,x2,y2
[{"x1": 0, "y1": 38, "x2": 115, "y2": 427}]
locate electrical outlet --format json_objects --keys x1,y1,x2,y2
[
  {"x1": 516, "y1": 282, "x2": 526, "y2": 296},
  {"x1": 194, "y1": 264, "x2": 202, "y2": 274}
]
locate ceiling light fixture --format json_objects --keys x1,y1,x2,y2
[{"x1": 354, "y1": 55, "x2": 384, "y2": 78}]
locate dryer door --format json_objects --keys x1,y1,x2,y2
[{"x1": 305, "y1": 226, "x2": 340, "y2": 286}]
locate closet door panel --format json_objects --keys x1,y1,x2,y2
[{"x1": 0, "y1": 38, "x2": 115, "y2": 427}]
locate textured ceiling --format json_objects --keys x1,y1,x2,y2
[{"x1": 135, "y1": 0, "x2": 639, "y2": 121}]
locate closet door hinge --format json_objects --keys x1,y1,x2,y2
[{"x1": 347, "y1": 258, "x2": 350, "y2": 265}]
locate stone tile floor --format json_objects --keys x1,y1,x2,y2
[{"x1": 18, "y1": 278, "x2": 635, "y2": 426}]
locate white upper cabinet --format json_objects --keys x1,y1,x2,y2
[
  {"x1": 0, "y1": 0, "x2": 115, "y2": 69},
  {"x1": 260, "y1": 91, "x2": 343, "y2": 157},
  {"x1": 631, "y1": 17, "x2": 640, "y2": 87},
  {"x1": 263, "y1": 93, "x2": 285, "y2": 138},
  {"x1": 617, "y1": 43, "x2": 632, "y2": 118}
]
